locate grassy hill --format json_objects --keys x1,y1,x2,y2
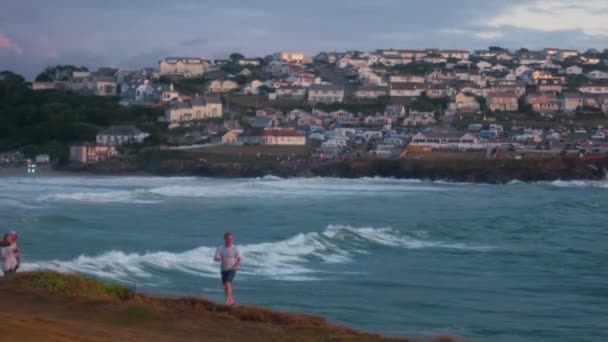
[{"x1": 0, "y1": 272, "x2": 460, "y2": 341}]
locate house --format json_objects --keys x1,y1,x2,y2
[
  {"x1": 515, "y1": 65, "x2": 533, "y2": 77},
  {"x1": 221, "y1": 130, "x2": 241, "y2": 144},
  {"x1": 476, "y1": 61, "x2": 493, "y2": 71},
  {"x1": 440, "y1": 50, "x2": 470, "y2": 60},
  {"x1": 164, "y1": 96, "x2": 223, "y2": 125},
  {"x1": 207, "y1": 79, "x2": 239, "y2": 93},
  {"x1": 256, "y1": 107, "x2": 282, "y2": 117},
  {"x1": 587, "y1": 70, "x2": 608, "y2": 80},
  {"x1": 579, "y1": 83, "x2": 608, "y2": 94},
  {"x1": 274, "y1": 51, "x2": 311, "y2": 64},
  {"x1": 566, "y1": 65, "x2": 583, "y2": 75},
  {"x1": 402, "y1": 111, "x2": 436, "y2": 126},
  {"x1": 384, "y1": 105, "x2": 407, "y2": 118},
  {"x1": 239, "y1": 68, "x2": 252, "y2": 77},
  {"x1": 364, "y1": 115, "x2": 392, "y2": 126},
  {"x1": 495, "y1": 52, "x2": 513, "y2": 61},
  {"x1": 426, "y1": 84, "x2": 453, "y2": 99},
  {"x1": 487, "y1": 80, "x2": 526, "y2": 97},
  {"x1": 161, "y1": 83, "x2": 180, "y2": 102},
  {"x1": 423, "y1": 54, "x2": 447, "y2": 64},
  {"x1": 526, "y1": 93, "x2": 560, "y2": 112},
  {"x1": 92, "y1": 76, "x2": 117, "y2": 96},
  {"x1": 487, "y1": 92, "x2": 519, "y2": 112},
  {"x1": 237, "y1": 59, "x2": 261, "y2": 66},
  {"x1": 240, "y1": 128, "x2": 306, "y2": 145},
  {"x1": 580, "y1": 54, "x2": 602, "y2": 65},
  {"x1": 69, "y1": 145, "x2": 118, "y2": 164},
  {"x1": 517, "y1": 51, "x2": 546, "y2": 64},
  {"x1": 159, "y1": 57, "x2": 208, "y2": 77},
  {"x1": 243, "y1": 80, "x2": 265, "y2": 95},
  {"x1": 410, "y1": 131, "x2": 478, "y2": 148},
  {"x1": 276, "y1": 85, "x2": 306, "y2": 99},
  {"x1": 556, "y1": 49, "x2": 578, "y2": 61},
  {"x1": 250, "y1": 117, "x2": 280, "y2": 129},
  {"x1": 308, "y1": 84, "x2": 345, "y2": 103},
  {"x1": 536, "y1": 76, "x2": 563, "y2": 93},
  {"x1": 452, "y1": 92, "x2": 480, "y2": 112},
  {"x1": 389, "y1": 74, "x2": 425, "y2": 83},
  {"x1": 297, "y1": 114, "x2": 323, "y2": 127},
  {"x1": 96, "y1": 125, "x2": 149, "y2": 145},
  {"x1": 560, "y1": 93, "x2": 583, "y2": 112},
  {"x1": 389, "y1": 83, "x2": 424, "y2": 97},
  {"x1": 355, "y1": 85, "x2": 388, "y2": 99}
]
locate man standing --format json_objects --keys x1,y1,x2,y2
[{"x1": 213, "y1": 232, "x2": 241, "y2": 305}]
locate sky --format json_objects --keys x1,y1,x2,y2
[{"x1": 1, "y1": 0, "x2": 608, "y2": 79}]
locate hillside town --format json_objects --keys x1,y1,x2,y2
[{"x1": 23, "y1": 47, "x2": 608, "y2": 165}]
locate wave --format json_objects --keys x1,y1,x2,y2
[
  {"x1": 35, "y1": 177, "x2": 450, "y2": 204},
  {"x1": 23, "y1": 225, "x2": 493, "y2": 283},
  {"x1": 543, "y1": 180, "x2": 608, "y2": 189}
]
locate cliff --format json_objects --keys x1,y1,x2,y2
[{"x1": 0, "y1": 272, "x2": 459, "y2": 342}]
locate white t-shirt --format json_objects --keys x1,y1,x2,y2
[
  {"x1": 214, "y1": 245, "x2": 240, "y2": 271},
  {"x1": 1, "y1": 242, "x2": 19, "y2": 272}
]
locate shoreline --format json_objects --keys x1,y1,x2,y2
[{"x1": 52, "y1": 154, "x2": 608, "y2": 184}]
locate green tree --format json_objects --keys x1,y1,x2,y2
[{"x1": 229, "y1": 53, "x2": 245, "y2": 63}]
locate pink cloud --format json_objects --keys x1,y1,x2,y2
[{"x1": 0, "y1": 33, "x2": 23, "y2": 54}]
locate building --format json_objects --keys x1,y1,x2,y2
[
  {"x1": 389, "y1": 83, "x2": 424, "y2": 97},
  {"x1": 587, "y1": 70, "x2": 608, "y2": 80},
  {"x1": 69, "y1": 145, "x2": 118, "y2": 164},
  {"x1": 410, "y1": 131, "x2": 478, "y2": 148},
  {"x1": 308, "y1": 84, "x2": 344, "y2": 104},
  {"x1": 526, "y1": 93, "x2": 560, "y2": 112},
  {"x1": 439, "y1": 50, "x2": 470, "y2": 60},
  {"x1": 159, "y1": 57, "x2": 208, "y2": 77},
  {"x1": 426, "y1": 84, "x2": 453, "y2": 99},
  {"x1": 536, "y1": 76, "x2": 563, "y2": 93},
  {"x1": 221, "y1": 130, "x2": 241, "y2": 144},
  {"x1": 274, "y1": 51, "x2": 311, "y2": 64},
  {"x1": 207, "y1": 79, "x2": 239, "y2": 93},
  {"x1": 402, "y1": 111, "x2": 437, "y2": 126},
  {"x1": 355, "y1": 85, "x2": 388, "y2": 99},
  {"x1": 92, "y1": 76, "x2": 117, "y2": 96},
  {"x1": 96, "y1": 125, "x2": 149, "y2": 145},
  {"x1": 164, "y1": 96, "x2": 223, "y2": 125},
  {"x1": 579, "y1": 84, "x2": 608, "y2": 94},
  {"x1": 452, "y1": 92, "x2": 480, "y2": 112},
  {"x1": 560, "y1": 93, "x2": 583, "y2": 112},
  {"x1": 389, "y1": 74, "x2": 425, "y2": 83},
  {"x1": 276, "y1": 85, "x2": 306, "y2": 99},
  {"x1": 556, "y1": 49, "x2": 578, "y2": 61},
  {"x1": 487, "y1": 92, "x2": 519, "y2": 112},
  {"x1": 565, "y1": 65, "x2": 583, "y2": 75},
  {"x1": 240, "y1": 128, "x2": 306, "y2": 145}
]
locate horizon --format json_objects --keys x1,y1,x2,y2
[{"x1": 1, "y1": 0, "x2": 608, "y2": 79}]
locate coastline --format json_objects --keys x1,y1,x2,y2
[{"x1": 52, "y1": 154, "x2": 608, "y2": 184}]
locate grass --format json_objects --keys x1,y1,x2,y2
[{"x1": 23, "y1": 271, "x2": 134, "y2": 301}]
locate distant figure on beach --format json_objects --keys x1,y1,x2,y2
[
  {"x1": 213, "y1": 232, "x2": 241, "y2": 305},
  {"x1": 1, "y1": 231, "x2": 20, "y2": 275}
]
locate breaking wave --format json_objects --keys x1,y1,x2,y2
[
  {"x1": 34, "y1": 177, "x2": 450, "y2": 203},
  {"x1": 23, "y1": 225, "x2": 493, "y2": 283}
]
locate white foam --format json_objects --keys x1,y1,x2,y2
[
  {"x1": 39, "y1": 191, "x2": 160, "y2": 204},
  {"x1": 24, "y1": 225, "x2": 493, "y2": 283},
  {"x1": 545, "y1": 180, "x2": 608, "y2": 188}
]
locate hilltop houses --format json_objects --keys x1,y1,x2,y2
[
  {"x1": 164, "y1": 96, "x2": 223, "y2": 127},
  {"x1": 159, "y1": 57, "x2": 208, "y2": 77}
]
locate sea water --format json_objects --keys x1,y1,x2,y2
[{"x1": 1, "y1": 175, "x2": 606, "y2": 341}]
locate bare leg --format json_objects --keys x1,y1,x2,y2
[
  {"x1": 226, "y1": 282, "x2": 234, "y2": 305},
  {"x1": 223, "y1": 283, "x2": 230, "y2": 305}
]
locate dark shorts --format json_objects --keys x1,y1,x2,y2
[{"x1": 221, "y1": 269, "x2": 236, "y2": 284}]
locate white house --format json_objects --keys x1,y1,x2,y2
[
  {"x1": 587, "y1": 70, "x2": 608, "y2": 80},
  {"x1": 566, "y1": 65, "x2": 583, "y2": 75},
  {"x1": 410, "y1": 132, "x2": 478, "y2": 149},
  {"x1": 96, "y1": 125, "x2": 149, "y2": 145}
]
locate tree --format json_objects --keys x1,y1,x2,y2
[
  {"x1": 489, "y1": 46, "x2": 508, "y2": 53},
  {"x1": 229, "y1": 53, "x2": 245, "y2": 63},
  {"x1": 35, "y1": 72, "x2": 54, "y2": 82}
]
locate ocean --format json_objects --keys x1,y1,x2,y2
[{"x1": 1, "y1": 175, "x2": 606, "y2": 341}]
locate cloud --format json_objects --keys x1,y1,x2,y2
[
  {"x1": 484, "y1": 0, "x2": 608, "y2": 36},
  {"x1": 474, "y1": 31, "x2": 504, "y2": 40},
  {"x1": 0, "y1": 33, "x2": 23, "y2": 54},
  {"x1": 440, "y1": 28, "x2": 503, "y2": 40},
  {"x1": 180, "y1": 37, "x2": 208, "y2": 47}
]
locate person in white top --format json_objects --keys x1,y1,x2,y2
[
  {"x1": 213, "y1": 232, "x2": 241, "y2": 305},
  {"x1": 1, "y1": 231, "x2": 20, "y2": 275}
]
